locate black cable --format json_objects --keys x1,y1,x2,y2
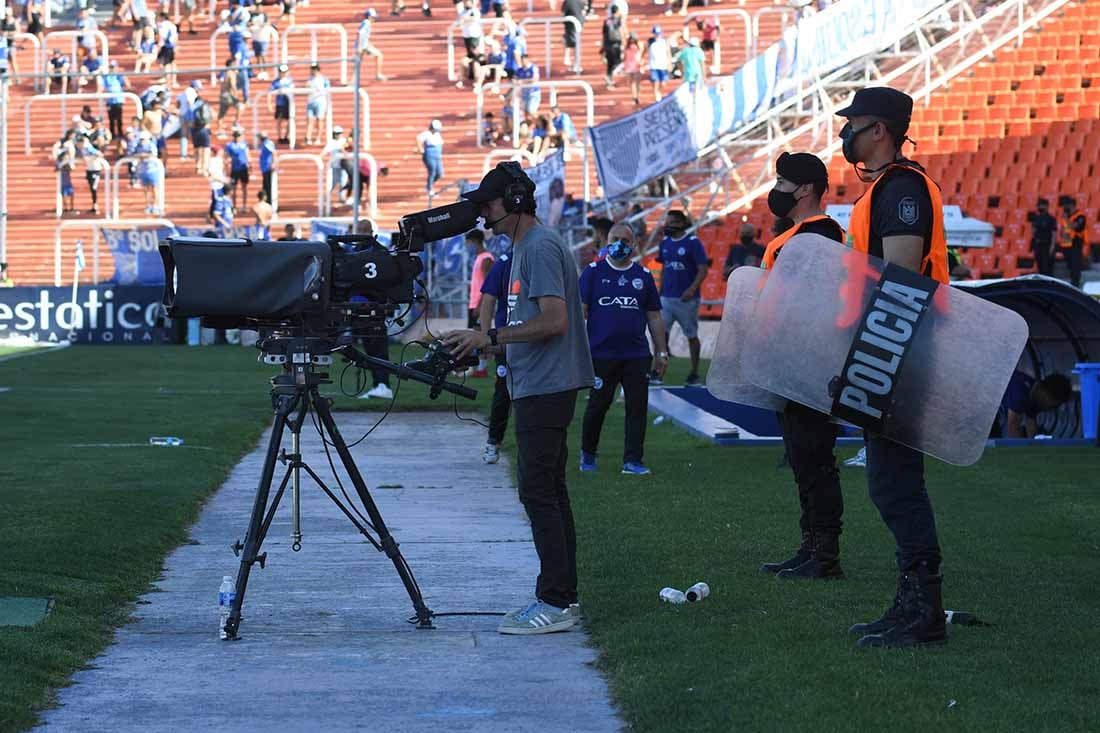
[
  {"x1": 451, "y1": 371, "x2": 489, "y2": 429},
  {"x1": 306, "y1": 399, "x2": 378, "y2": 532}
]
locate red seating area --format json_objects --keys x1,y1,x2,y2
[{"x1": 2, "y1": 0, "x2": 790, "y2": 285}]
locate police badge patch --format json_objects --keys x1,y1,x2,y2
[
  {"x1": 898, "y1": 196, "x2": 919, "y2": 226},
  {"x1": 593, "y1": 376, "x2": 604, "y2": 390}
]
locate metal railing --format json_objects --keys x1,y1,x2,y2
[
  {"x1": 330, "y1": 151, "x2": 380, "y2": 221},
  {"x1": 24, "y1": 92, "x2": 144, "y2": 153},
  {"x1": 272, "y1": 152, "x2": 325, "y2": 216},
  {"x1": 520, "y1": 17, "x2": 583, "y2": 77},
  {"x1": 475, "y1": 79, "x2": 594, "y2": 203},
  {"x1": 249, "y1": 86, "x2": 370, "y2": 150},
  {"x1": 12, "y1": 33, "x2": 43, "y2": 92},
  {"x1": 681, "y1": 9, "x2": 752, "y2": 70},
  {"x1": 750, "y1": 6, "x2": 795, "y2": 58},
  {"x1": 208, "y1": 26, "x2": 281, "y2": 84},
  {"x1": 481, "y1": 148, "x2": 539, "y2": 171},
  {"x1": 281, "y1": 24, "x2": 348, "y2": 85},
  {"x1": 53, "y1": 218, "x2": 173, "y2": 286},
  {"x1": 41, "y1": 30, "x2": 110, "y2": 83}
]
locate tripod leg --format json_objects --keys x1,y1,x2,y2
[
  {"x1": 311, "y1": 389, "x2": 435, "y2": 628},
  {"x1": 224, "y1": 392, "x2": 297, "y2": 640}
]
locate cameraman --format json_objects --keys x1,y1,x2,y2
[{"x1": 444, "y1": 162, "x2": 595, "y2": 636}]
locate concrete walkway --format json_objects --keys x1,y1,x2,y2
[{"x1": 38, "y1": 413, "x2": 620, "y2": 732}]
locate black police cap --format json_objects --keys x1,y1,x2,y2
[
  {"x1": 836, "y1": 87, "x2": 914, "y2": 124},
  {"x1": 775, "y1": 152, "x2": 828, "y2": 185}
]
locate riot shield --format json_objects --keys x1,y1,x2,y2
[
  {"x1": 707, "y1": 267, "x2": 787, "y2": 411},
  {"x1": 743, "y1": 234, "x2": 1029, "y2": 465}
]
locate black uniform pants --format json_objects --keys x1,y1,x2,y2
[
  {"x1": 776, "y1": 401, "x2": 843, "y2": 537},
  {"x1": 262, "y1": 170, "x2": 273, "y2": 204},
  {"x1": 107, "y1": 103, "x2": 124, "y2": 140},
  {"x1": 360, "y1": 333, "x2": 390, "y2": 387},
  {"x1": 514, "y1": 389, "x2": 579, "y2": 609},
  {"x1": 487, "y1": 355, "x2": 511, "y2": 445},
  {"x1": 1033, "y1": 241, "x2": 1053, "y2": 276},
  {"x1": 1063, "y1": 244, "x2": 1083, "y2": 287},
  {"x1": 581, "y1": 357, "x2": 651, "y2": 465},
  {"x1": 865, "y1": 434, "x2": 942, "y2": 573}
]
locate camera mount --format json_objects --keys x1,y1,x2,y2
[{"x1": 222, "y1": 336, "x2": 476, "y2": 639}]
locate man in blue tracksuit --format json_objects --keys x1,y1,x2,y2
[{"x1": 579, "y1": 223, "x2": 668, "y2": 475}]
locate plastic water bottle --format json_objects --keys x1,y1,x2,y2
[
  {"x1": 685, "y1": 582, "x2": 710, "y2": 602},
  {"x1": 149, "y1": 436, "x2": 184, "y2": 447},
  {"x1": 218, "y1": 576, "x2": 235, "y2": 639},
  {"x1": 659, "y1": 587, "x2": 686, "y2": 604}
]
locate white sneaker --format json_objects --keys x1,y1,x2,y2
[
  {"x1": 843, "y1": 447, "x2": 867, "y2": 468},
  {"x1": 483, "y1": 442, "x2": 500, "y2": 464},
  {"x1": 361, "y1": 383, "x2": 394, "y2": 400}
]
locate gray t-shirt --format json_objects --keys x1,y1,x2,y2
[{"x1": 505, "y1": 224, "x2": 595, "y2": 400}]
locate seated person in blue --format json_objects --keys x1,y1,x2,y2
[{"x1": 1000, "y1": 371, "x2": 1073, "y2": 438}]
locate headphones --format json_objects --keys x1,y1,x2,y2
[{"x1": 498, "y1": 161, "x2": 536, "y2": 214}]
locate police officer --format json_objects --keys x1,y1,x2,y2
[
  {"x1": 1028, "y1": 198, "x2": 1057, "y2": 276},
  {"x1": 836, "y1": 87, "x2": 949, "y2": 648},
  {"x1": 655, "y1": 210, "x2": 709, "y2": 386},
  {"x1": 1057, "y1": 196, "x2": 1086, "y2": 288},
  {"x1": 578, "y1": 223, "x2": 668, "y2": 475},
  {"x1": 758, "y1": 152, "x2": 847, "y2": 580}
]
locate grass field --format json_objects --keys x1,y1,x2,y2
[{"x1": 2, "y1": 345, "x2": 1098, "y2": 731}]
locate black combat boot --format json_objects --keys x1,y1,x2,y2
[
  {"x1": 856, "y1": 564, "x2": 947, "y2": 648},
  {"x1": 776, "y1": 531, "x2": 844, "y2": 579},
  {"x1": 848, "y1": 576, "x2": 905, "y2": 634},
  {"x1": 760, "y1": 530, "x2": 813, "y2": 574}
]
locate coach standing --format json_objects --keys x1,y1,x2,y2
[
  {"x1": 444, "y1": 162, "x2": 594, "y2": 636},
  {"x1": 655, "y1": 209, "x2": 708, "y2": 386},
  {"x1": 579, "y1": 223, "x2": 667, "y2": 475}
]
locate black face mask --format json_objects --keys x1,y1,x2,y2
[
  {"x1": 739, "y1": 234, "x2": 755, "y2": 246},
  {"x1": 839, "y1": 121, "x2": 877, "y2": 164},
  {"x1": 663, "y1": 225, "x2": 684, "y2": 237},
  {"x1": 767, "y1": 188, "x2": 800, "y2": 218}
]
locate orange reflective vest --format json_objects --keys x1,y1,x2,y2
[
  {"x1": 1059, "y1": 211, "x2": 1084, "y2": 249},
  {"x1": 846, "y1": 164, "x2": 950, "y2": 284},
  {"x1": 761, "y1": 215, "x2": 844, "y2": 270}
]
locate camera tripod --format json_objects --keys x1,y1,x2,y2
[{"x1": 222, "y1": 337, "x2": 475, "y2": 640}]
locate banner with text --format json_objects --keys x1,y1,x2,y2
[{"x1": 0, "y1": 285, "x2": 168, "y2": 344}]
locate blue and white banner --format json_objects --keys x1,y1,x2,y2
[
  {"x1": 527, "y1": 149, "x2": 567, "y2": 227},
  {"x1": 0, "y1": 286, "x2": 168, "y2": 344},
  {"x1": 100, "y1": 225, "x2": 176, "y2": 286}
]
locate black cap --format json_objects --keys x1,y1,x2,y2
[
  {"x1": 461, "y1": 164, "x2": 532, "y2": 204},
  {"x1": 836, "y1": 87, "x2": 914, "y2": 125},
  {"x1": 775, "y1": 152, "x2": 827, "y2": 185}
]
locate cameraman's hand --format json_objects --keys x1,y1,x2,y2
[{"x1": 442, "y1": 329, "x2": 490, "y2": 361}]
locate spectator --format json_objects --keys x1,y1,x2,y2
[
  {"x1": 357, "y1": 8, "x2": 389, "y2": 81},
  {"x1": 277, "y1": 223, "x2": 300, "y2": 241},
  {"x1": 257, "y1": 131, "x2": 276, "y2": 204},
  {"x1": 525, "y1": 115, "x2": 551, "y2": 157},
  {"x1": 212, "y1": 184, "x2": 235, "y2": 236},
  {"x1": 622, "y1": 33, "x2": 644, "y2": 105},
  {"x1": 88, "y1": 116, "x2": 112, "y2": 153},
  {"x1": 52, "y1": 131, "x2": 78, "y2": 215},
  {"x1": 130, "y1": 0, "x2": 153, "y2": 51},
  {"x1": 590, "y1": 215, "x2": 613, "y2": 259},
  {"x1": 77, "y1": 49, "x2": 103, "y2": 89},
  {"x1": 142, "y1": 94, "x2": 168, "y2": 158},
  {"x1": 124, "y1": 117, "x2": 143, "y2": 187},
  {"x1": 1, "y1": 8, "x2": 20, "y2": 83},
  {"x1": 156, "y1": 11, "x2": 180, "y2": 88},
  {"x1": 1001, "y1": 372, "x2": 1073, "y2": 438},
  {"x1": 515, "y1": 54, "x2": 541, "y2": 119},
  {"x1": 112, "y1": 0, "x2": 133, "y2": 28},
  {"x1": 180, "y1": 0, "x2": 198, "y2": 35},
  {"x1": 601, "y1": 5, "x2": 623, "y2": 89},
  {"x1": 323, "y1": 126, "x2": 352, "y2": 206},
  {"x1": 503, "y1": 26, "x2": 525, "y2": 79},
  {"x1": 175, "y1": 79, "x2": 201, "y2": 159},
  {"x1": 103, "y1": 60, "x2": 131, "y2": 144},
  {"x1": 225, "y1": 127, "x2": 251, "y2": 210},
  {"x1": 217, "y1": 56, "x2": 243, "y2": 137},
  {"x1": 416, "y1": 118, "x2": 444, "y2": 195},
  {"x1": 483, "y1": 36, "x2": 505, "y2": 84},
  {"x1": 134, "y1": 131, "x2": 164, "y2": 215},
  {"x1": 281, "y1": 0, "x2": 298, "y2": 24},
  {"x1": 75, "y1": 7, "x2": 99, "y2": 62},
  {"x1": 135, "y1": 25, "x2": 158, "y2": 73},
  {"x1": 224, "y1": 11, "x2": 248, "y2": 61},
  {"x1": 206, "y1": 145, "x2": 229, "y2": 220},
  {"x1": 1057, "y1": 195, "x2": 1086, "y2": 288},
  {"x1": 466, "y1": 229, "x2": 495, "y2": 376},
  {"x1": 268, "y1": 64, "x2": 294, "y2": 145},
  {"x1": 722, "y1": 222, "x2": 764, "y2": 278},
  {"x1": 191, "y1": 88, "x2": 214, "y2": 174},
  {"x1": 646, "y1": 25, "x2": 670, "y2": 101},
  {"x1": 548, "y1": 104, "x2": 578, "y2": 148},
  {"x1": 664, "y1": 0, "x2": 688, "y2": 16},
  {"x1": 253, "y1": 190, "x2": 274, "y2": 239},
  {"x1": 675, "y1": 36, "x2": 705, "y2": 92},
  {"x1": 354, "y1": 158, "x2": 388, "y2": 212},
  {"x1": 698, "y1": 13, "x2": 720, "y2": 74},
  {"x1": 46, "y1": 48, "x2": 71, "y2": 95},
  {"x1": 252, "y1": 13, "x2": 277, "y2": 77},
  {"x1": 25, "y1": 0, "x2": 45, "y2": 43},
  {"x1": 305, "y1": 63, "x2": 330, "y2": 146},
  {"x1": 482, "y1": 111, "x2": 501, "y2": 146},
  {"x1": 655, "y1": 209, "x2": 707, "y2": 386},
  {"x1": 457, "y1": 0, "x2": 482, "y2": 87},
  {"x1": 562, "y1": 0, "x2": 583, "y2": 70},
  {"x1": 579, "y1": 222, "x2": 668, "y2": 475},
  {"x1": 1028, "y1": 197, "x2": 1057, "y2": 276},
  {"x1": 80, "y1": 139, "x2": 109, "y2": 216}
]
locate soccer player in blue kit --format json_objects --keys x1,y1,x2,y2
[
  {"x1": 655, "y1": 209, "x2": 708, "y2": 386},
  {"x1": 579, "y1": 223, "x2": 668, "y2": 475}
]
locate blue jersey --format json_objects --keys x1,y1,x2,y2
[
  {"x1": 578, "y1": 260, "x2": 660, "y2": 360},
  {"x1": 225, "y1": 141, "x2": 249, "y2": 171},
  {"x1": 270, "y1": 75, "x2": 293, "y2": 106},
  {"x1": 103, "y1": 73, "x2": 125, "y2": 104},
  {"x1": 213, "y1": 196, "x2": 234, "y2": 226},
  {"x1": 258, "y1": 138, "x2": 276, "y2": 173},
  {"x1": 504, "y1": 36, "x2": 525, "y2": 71},
  {"x1": 656, "y1": 234, "x2": 708, "y2": 298},
  {"x1": 479, "y1": 250, "x2": 512, "y2": 329}
]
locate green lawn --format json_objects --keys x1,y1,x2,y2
[{"x1": 2, "y1": 345, "x2": 1098, "y2": 731}]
